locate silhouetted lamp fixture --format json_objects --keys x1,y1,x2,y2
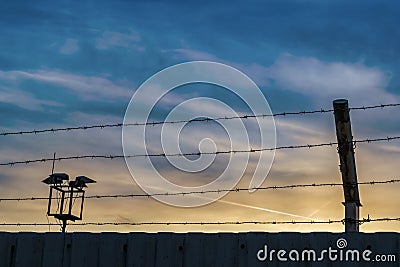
[{"x1": 42, "y1": 173, "x2": 96, "y2": 232}]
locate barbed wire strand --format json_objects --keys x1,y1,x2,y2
[
  {"x1": 0, "y1": 217, "x2": 399, "y2": 227},
  {"x1": 0, "y1": 179, "x2": 399, "y2": 202},
  {"x1": 1, "y1": 103, "x2": 399, "y2": 137},
  {"x1": 1, "y1": 136, "x2": 399, "y2": 167},
  {"x1": 349, "y1": 103, "x2": 400, "y2": 110}
]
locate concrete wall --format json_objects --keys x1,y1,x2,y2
[{"x1": 0, "y1": 232, "x2": 398, "y2": 266}]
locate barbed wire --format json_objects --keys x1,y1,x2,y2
[
  {"x1": 353, "y1": 136, "x2": 400, "y2": 144},
  {"x1": 0, "y1": 221, "x2": 344, "y2": 226},
  {"x1": 0, "y1": 109, "x2": 333, "y2": 137},
  {"x1": 349, "y1": 103, "x2": 400, "y2": 110},
  {"x1": 0, "y1": 217, "x2": 399, "y2": 227},
  {"x1": 1, "y1": 103, "x2": 399, "y2": 137},
  {"x1": 1, "y1": 135, "x2": 399, "y2": 167},
  {"x1": 0, "y1": 179, "x2": 398, "y2": 202},
  {"x1": 0, "y1": 142, "x2": 336, "y2": 166}
]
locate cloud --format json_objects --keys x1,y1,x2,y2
[
  {"x1": 0, "y1": 70, "x2": 134, "y2": 101},
  {"x1": 59, "y1": 38, "x2": 79, "y2": 55},
  {"x1": 163, "y1": 48, "x2": 218, "y2": 61},
  {"x1": 265, "y1": 53, "x2": 395, "y2": 104},
  {"x1": 95, "y1": 31, "x2": 143, "y2": 51},
  {"x1": 0, "y1": 87, "x2": 61, "y2": 111},
  {"x1": 165, "y1": 49, "x2": 398, "y2": 106},
  {"x1": 163, "y1": 48, "x2": 271, "y2": 86}
]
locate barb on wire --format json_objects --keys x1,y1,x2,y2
[
  {"x1": 1, "y1": 217, "x2": 399, "y2": 227},
  {"x1": 0, "y1": 179, "x2": 399, "y2": 202},
  {"x1": 1, "y1": 103, "x2": 399, "y2": 137},
  {"x1": 1, "y1": 135, "x2": 400, "y2": 167}
]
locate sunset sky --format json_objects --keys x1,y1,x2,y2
[{"x1": 0, "y1": 0, "x2": 399, "y2": 233}]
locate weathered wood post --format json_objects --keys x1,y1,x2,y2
[{"x1": 333, "y1": 99, "x2": 362, "y2": 232}]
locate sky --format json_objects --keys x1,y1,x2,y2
[{"x1": 0, "y1": 0, "x2": 399, "y2": 233}]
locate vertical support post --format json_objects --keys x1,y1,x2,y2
[
  {"x1": 60, "y1": 191, "x2": 65, "y2": 215},
  {"x1": 47, "y1": 186, "x2": 53, "y2": 215},
  {"x1": 68, "y1": 187, "x2": 74, "y2": 215},
  {"x1": 62, "y1": 219, "x2": 67, "y2": 233},
  {"x1": 333, "y1": 99, "x2": 362, "y2": 232},
  {"x1": 80, "y1": 191, "x2": 85, "y2": 219}
]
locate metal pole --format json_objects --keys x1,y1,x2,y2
[
  {"x1": 47, "y1": 186, "x2": 53, "y2": 215},
  {"x1": 51, "y1": 152, "x2": 56, "y2": 174},
  {"x1": 68, "y1": 187, "x2": 74, "y2": 216},
  {"x1": 62, "y1": 219, "x2": 67, "y2": 233},
  {"x1": 333, "y1": 99, "x2": 362, "y2": 232}
]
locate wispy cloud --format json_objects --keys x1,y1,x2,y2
[
  {"x1": 95, "y1": 30, "x2": 143, "y2": 51},
  {"x1": 0, "y1": 70, "x2": 134, "y2": 101},
  {"x1": 0, "y1": 86, "x2": 61, "y2": 111},
  {"x1": 163, "y1": 48, "x2": 271, "y2": 86},
  {"x1": 163, "y1": 48, "x2": 218, "y2": 61},
  {"x1": 165, "y1": 49, "x2": 398, "y2": 106},
  {"x1": 59, "y1": 38, "x2": 79, "y2": 55},
  {"x1": 265, "y1": 53, "x2": 395, "y2": 105}
]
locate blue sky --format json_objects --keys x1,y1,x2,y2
[{"x1": 0, "y1": 1, "x2": 399, "y2": 232}]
